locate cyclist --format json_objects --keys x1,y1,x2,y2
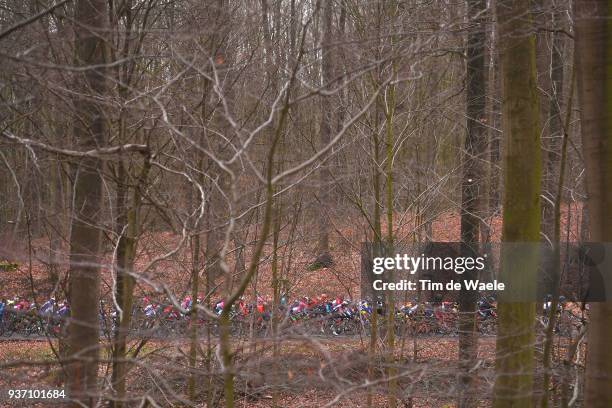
[
  {"x1": 291, "y1": 297, "x2": 307, "y2": 315},
  {"x1": 478, "y1": 296, "x2": 496, "y2": 318},
  {"x1": 143, "y1": 298, "x2": 157, "y2": 318},
  {"x1": 546, "y1": 295, "x2": 565, "y2": 313},
  {"x1": 238, "y1": 297, "x2": 249, "y2": 318},
  {"x1": 318, "y1": 294, "x2": 331, "y2": 314},
  {"x1": 0, "y1": 298, "x2": 6, "y2": 326},
  {"x1": 558, "y1": 295, "x2": 566, "y2": 310},
  {"x1": 214, "y1": 300, "x2": 224, "y2": 315},
  {"x1": 40, "y1": 297, "x2": 56, "y2": 315},
  {"x1": 181, "y1": 296, "x2": 192, "y2": 313},
  {"x1": 543, "y1": 294, "x2": 553, "y2": 314},
  {"x1": 57, "y1": 300, "x2": 70, "y2": 317},
  {"x1": 14, "y1": 296, "x2": 30, "y2": 312},
  {"x1": 400, "y1": 302, "x2": 416, "y2": 316},
  {"x1": 359, "y1": 300, "x2": 372, "y2": 315}
]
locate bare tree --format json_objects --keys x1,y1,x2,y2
[
  {"x1": 575, "y1": 0, "x2": 612, "y2": 406},
  {"x1": 493, "y1": 0, "x2": 542, "y2": 405},
  {"x1": 67, "y1": 0, "x2": 108, "y2": 404},
  {"x1": 458, "y1": 0, "x2": 487, "y2": 405}
]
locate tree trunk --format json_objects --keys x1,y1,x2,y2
[
  {"x1": 219, "y1": 98, "x2": 288, "y2": 408},
  {"x1": 534, "y1": 0, "x2": 553, "y2": 245},
  {"x1": 458, "y1": 0, "x2": 487, "y2": 405},
  {"x1": 67, "y1": 0, "x2": 108, "y2": 404},
  {"x1": 111, "y1": 158, "x2": 149, "y2": 408},
  {"x1": 540, "y1": 47, "x2": 574, "y2": 408},
  {"x1": 540, "y1": 4, "x2": 565, "y2": 246},
  {"x1": 385, "y1": 77, "x2": 397, "y2": 408},
  {"x1": 574, "y1": 0, "x2": 612, "y2": 406},
  {"x1": 271, "y1": 191, "x2": 282, "y2": 407},
  {"x1": 493, "y1": 0, "x2": 541, "y2": 405},
  {"x1": 110, "y1": 199, "x2": 137, "y2": 408},
  {"x1": 48, "y1": 158, "x2": 63, "y2": 288},
  {"x1": 317, "y1": 0, "x2": 333, "y2": 261},
  {"x1": 367, "y1": 84, "x2": 383, "y2": 408},
  {"x1": 187, "y1": 231, "x2": 200, "y2": 402},
  {"x1": 540, "y1": 73, "x2": 572, "y2": 408},
  {"x1": 487, "y1": 17, "x2": 502, "y2": 215}
]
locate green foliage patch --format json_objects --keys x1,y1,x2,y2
[{"x1": 0, "y1": 260, "x2": 18, "y2": 271}]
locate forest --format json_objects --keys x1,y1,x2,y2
[{"x1": 0, "y1": 0, "x2": 611, "y2": 407}]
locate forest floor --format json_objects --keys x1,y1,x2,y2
[
  {"x1": 0, "y1": 336, "x2": 500, "y2": 407},
  {"x1": 0, "y1": 205, "x2": 584, "y2": 303},
  {"x1": 0, "y1": 333, "x2": 582, "y2": 407}
]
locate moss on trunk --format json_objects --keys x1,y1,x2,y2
[{"x1": 493, "y1": 0, "x2": 541, "y2": 405}]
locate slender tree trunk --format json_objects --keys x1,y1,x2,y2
[
  {"x1": 49, "y1": 158, "x2": 63, "y2": 287},
  {"x1": 367, "y1": 285, "x2": 378, "y2": 408},
  {"x1": 540, "y1": 4, "x2": 566, "y2": 246},
  {"x1": 458, "y1": 0, "x2": 487, "y2": 405},
  {"x1": 537, "y1": 23, "x2": 566, "y2": 403},
  {"x1": 493, "y1": 0, "x2": 541, "y2": 405},
  {"x1": 67, "y1": 0, "x2": 108, "y2": 404},
  {"x1": 540, "y1": 68, "x2": 573, "y2": 408},
  {"x1": 220, "y1": 99, "x2": 288, "y2": 408},
  {"x1": 220, "y1": 175, "x2": 275, "y2": 408},
  {"x1": 487, "y1": 17, "x2": 502, "y2": 214},
  {"x1": 534, "y1": 0, "x2": 553, "y2": 246},
  {"x1": 367, "y1": 91, "x2": 382, "y2": 408},
  {"x1": 270, "y1": 191, "x2": 282, "y2": 407},
  {"x1": 539, "y1": 34, "x2": 575, "y2": 402},
  {"x1": 205, "y1": 207, "x2": 215, "y2": 408},
  {"x1": 111, "y1": 158, "x2": 149, "y2": 408},
  {"x1": 575, "y1": 0, "x2": 612, "y2": 406},
  {"x1": 187, "y1": 231, "x2": 200, "y2": 402},
  {"x1": 110, "y1": 201, "x2": 136, "y2": 408},
  {"x1": 317, "y1": 0, "x2": 333, "y2": 262},
  {"x1": 385, "y1": 78, "x2": 397, "y2": 408}
]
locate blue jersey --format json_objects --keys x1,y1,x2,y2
[{"x1": 41, "y1": 300, "x2": 54, "y2": 314}]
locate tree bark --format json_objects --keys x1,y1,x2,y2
[
  {"x1": 317, "y1": 0, "x2": 333, "y2": 261},
  {"x1": 574, "y1": 0, "x2": 612, "y2": 406},
  {"x1": 48, "y1": 158, "x2": 63, "y2": 287},
  {"x1": 67, "y1": 0, "x2": 108, "y2": 404},
  {"x1": 111, "y1": 158, "x2": 149, "y2": 408},
  {"x1": 493, "y1": 0, "x2": 541, "y2": 405},
  {"x1": 458, "y1": 0, "x2": 487, "y2": 405},
  {"x1": 541, "y1": 6, "x2": 566, "y2": 246},
  {"x1": 540, "y1": 70, "x2": 572, "y2": 408}
]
